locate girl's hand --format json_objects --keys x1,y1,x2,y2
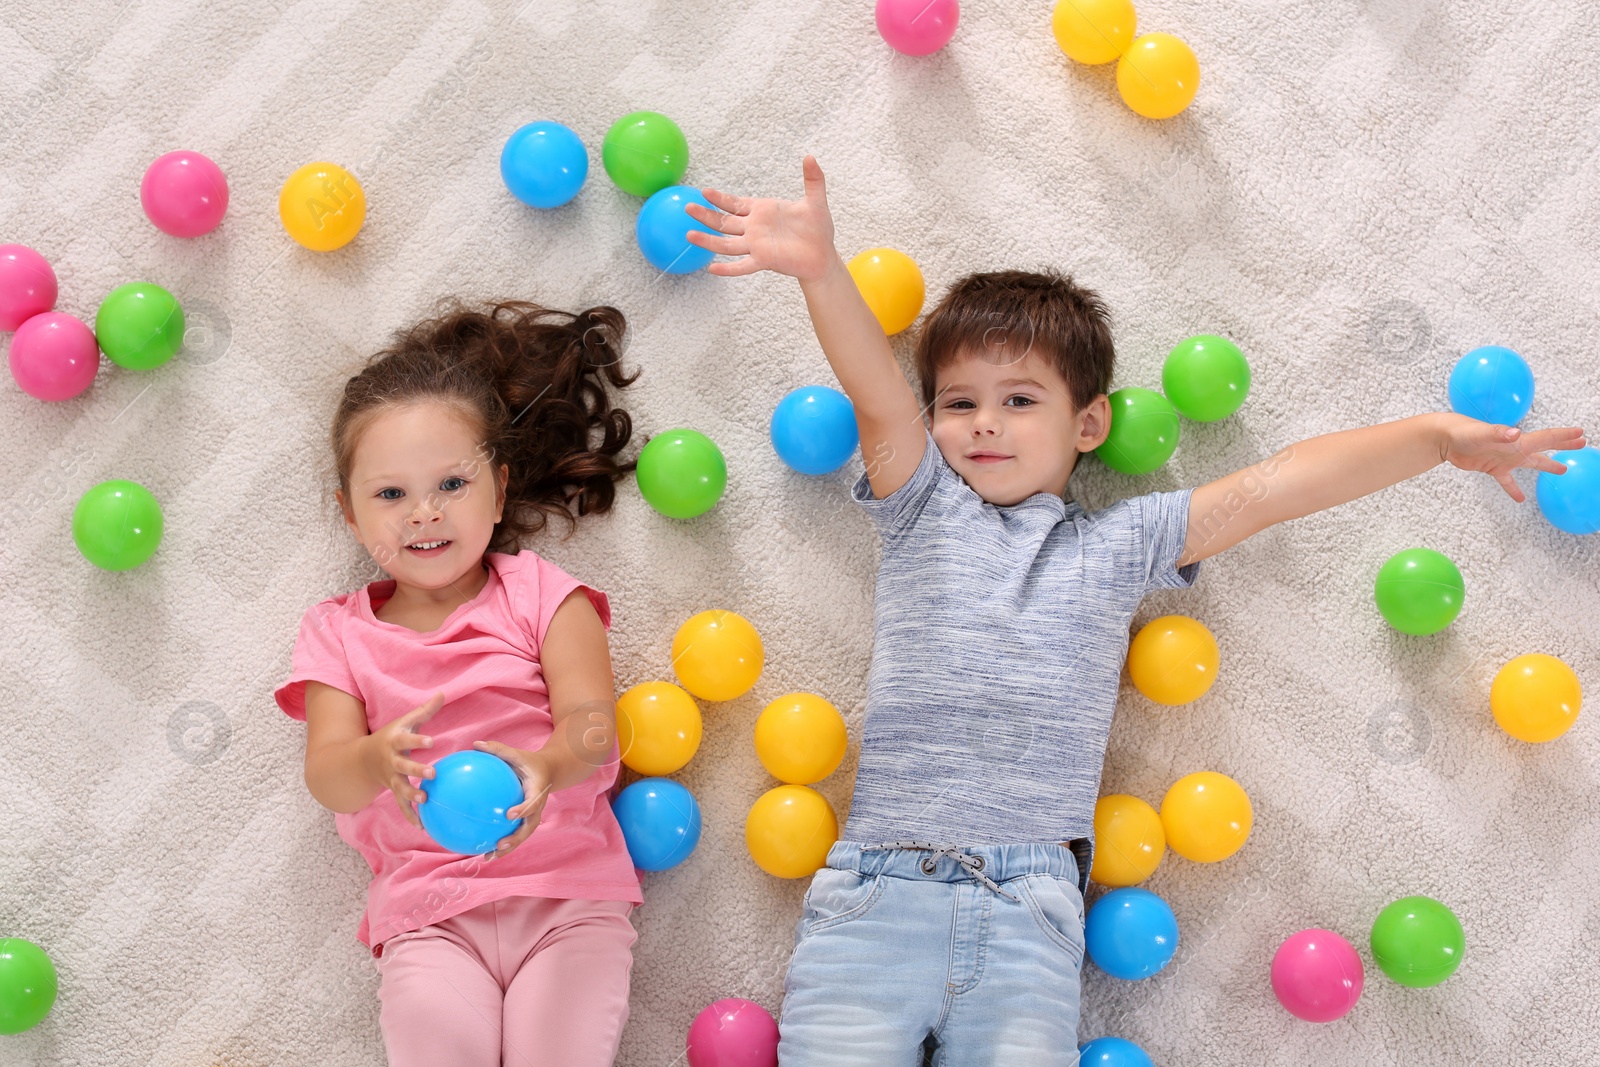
[
  {"x1": 364, "y1": 691, "x2": 445, "y2": 830},
  {"x1": 471, "y1": 741, "x2": 554, "y2": 859},
  {"x1": 1442, "y1": 417, "x2": 1586, "y2": 502},
  {"x1": 684, "y1": 155, "x2": 838, "y2": 281}
]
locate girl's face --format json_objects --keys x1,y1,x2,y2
[
  {"x1": 930, "y1": 348, "x2": 1110, "y2": 505},
  {"x1": 336, "y1": 401, "x2": 508, "y2": 592}
]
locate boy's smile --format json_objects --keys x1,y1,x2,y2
[{"x1": 929, "y1": 349, "x2": 1110, "y2": 506}]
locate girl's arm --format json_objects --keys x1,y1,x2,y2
[
  {"x1": 305, "y1": 684, "x2": 442, "y2": 825},
  {"x1": 475, "y1": 587, "x2": 617, "y2": 858},
  {"x1": 1176, "y1": 413, "x2": 1587, "y2": 568}
]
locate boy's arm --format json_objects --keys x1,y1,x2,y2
[
  {"x1": 687, "y1": 156, "x2": 927, "y2": 499},
  {"x1": 1177, "y1": 413, "x2": 1586, "y2": 568}
]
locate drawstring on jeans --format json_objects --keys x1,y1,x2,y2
[{"x1": 860, "y1": 841, "x2": 1019, "y2": 902}]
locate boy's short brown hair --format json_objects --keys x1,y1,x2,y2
[{"x1": 912, "y1": 269, "x2": 1115, "y2": 415}]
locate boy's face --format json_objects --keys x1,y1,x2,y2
[
  {"x1": 929, "y1": 348, "x2": 1110, "y2": 505},
  {"x1": 335, "y1": 402, "x2": 508, "y2": 591}
]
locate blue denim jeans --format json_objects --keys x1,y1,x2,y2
[{"x1": 777, "y1": 838, "x2": 1093, "y2": 1066}]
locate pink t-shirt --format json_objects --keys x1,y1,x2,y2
[{"x1": 274, "y1": 549, "x2": 644, "y2": 954}]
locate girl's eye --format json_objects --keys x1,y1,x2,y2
[
  {"x1": 376, "y1": 477, "x2": 467, "y2": 501},
  {"x1": 1007, "y1": 396, "x2": 1034, "y2": 407},
  {"x1": 949, "y1": 399, "x2": 973, "y2": 410}
]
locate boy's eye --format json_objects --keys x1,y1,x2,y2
[{"x1": 946, "y1": 397, "x2": 1033, "y2": 410}]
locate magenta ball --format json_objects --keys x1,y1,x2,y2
[
  {"x1": 141, "y1": 150, "x2": 229, "y2": 237},
  {"x1": 686, "y1": 998, "x2": 779, "y2": 1067},
  {"x1": 1271, "y1": 928, "x2": 1364, "y2": 1023},
  {"x1": 875, "y1": 0, "x2": 960, "y2": 55},
  {"x1": 9, "y1": 311, "x2": 100, "y2": 401},
  {"x1": 0, "y1": 243, "x2": 58, "y2": 331}
]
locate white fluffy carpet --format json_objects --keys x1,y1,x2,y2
[{"x1": 2, "y1": 1, "x2": 1597, "y2": 1064}]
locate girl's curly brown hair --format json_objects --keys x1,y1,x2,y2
[{"x1": 331, "y1": 298, "x2": 641, "y2": 556}]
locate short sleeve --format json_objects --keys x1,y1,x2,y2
[
  {"x1": 274, "y1": 600, "x2": 361, "y2": 722},
  {"x1": 526, "y1": 553, "x2": 613, "y2": 653},
  {"x1": 849, "y1": 423, "x2": 944, "y2": 538},
  {"x1": 1135, "y1": 487, "x2": 1201, "y2": 593}
]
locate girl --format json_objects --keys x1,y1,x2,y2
[{"x1": 273, "y1": 298, "x2": 645, "y2": 1067}]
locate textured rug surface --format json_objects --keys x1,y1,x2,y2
[{"x1": 2, "y1": 1, "x2": 1598, "y2": 1064}]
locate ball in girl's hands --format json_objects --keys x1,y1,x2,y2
[
  {"x1": 686, "y1": 997, "x2": 779, "y2": 1067},
  {"x1": 419, "y1": 750, "x2": 524, "y2": 855}
]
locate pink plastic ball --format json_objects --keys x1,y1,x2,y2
[
  {"x1": 1271, "y1": 928, "x2": 1364, "y2": 1023},
  {"x1": 686, "y1": 998, "x2": 779, "y2": 1067},
  {"x1": 875, "y1": 0, "x2": 960, "y2": 55},
  {"x1": 141, "y1": 150, "x2": 229, "y2": 237},
  {"x1": 9, "y1": 311, "x2": 100, "y2": 401},
  {"x1": 0, "y1": 243, "x2": 58, "y2": 331}
]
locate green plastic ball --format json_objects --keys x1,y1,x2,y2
[
  {"x1": 1375, "y1": 548, "x2": 1464, "y2": 635},
  {"x1": 601, "y1": 111, "x2": 689, "y2": 197},
  {"x1": 1162, "y1": 334, "x2": 1251, "y2": 421},
  {"x1": 95, "y1": 282, "x2": 185, "y2": 370},
  {"x1": 637, "y1": 428, "x2": 727, "y2": 519},
  {"x1": 1370, "y1": 895, "x2": 1465, "y2": 988},
  {"x1": 72, "y1": 479, "x2": 165, "y2": 570},
  {"x1": 0, "y1": 938, "x2": 59, "y2": 1035},
  {"x1": 1095, "y1": 387, "x2": 1180, "y2": 475}
]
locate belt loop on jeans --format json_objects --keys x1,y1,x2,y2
[{"x1": 859, "y1": 841, "x2": 1019, "y2": 902}]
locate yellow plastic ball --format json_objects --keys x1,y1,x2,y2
[
  {"x1": 846, "y1": 247, "x2": 925, "y2": 336},
  {"x1": 745, "y1": 784, "x2": 839, "y2": 878},
  {"x1": 1052, "y1": 0, "x2": 1137, "y2": 65},
  {"x1": 1116, "y1": 32, "x2": 1201, "y2": 120},
  {"x1": 670, "y1": 609, "x2": 764, "y2": 701},
  {"x1": 616, "y1": 681, "x2": 703, "y2": 775},
  {"x1": 1490, "y1": 653, "x2": 1582, "y2": 743},
  {"x1": 755, "y1": 692, "x2": 849, "y2": 784},
  {"x1": 1091, "y1": 794, "x2": 1166, "y2": 887},
  {"x1": 279, "y1": 161, "x2": 366, "y2": 251},
  {"x1": 1127, "y1": 614, "x2": 1220, "y2": 706},
  {"x1": 1160, "y1": 771, "x2": 1251, "y2": 862}
]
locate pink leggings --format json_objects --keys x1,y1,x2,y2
[{"x1": 375, "y1": 894, "x2": 638, "y2": 1067}]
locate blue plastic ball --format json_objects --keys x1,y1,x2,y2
[
  {"x1": 636, "y1": 185, "x2": 717, "y2": 274},
  {"x1": 500, "y1": 121, "x2": 588, "y2": 208},
  {"x1": 613, "y1": 777, "x2": 702, "y2": 871},
  {"x1": 1448, "y1": 345, "x2": 1534, "y2": 426},
  {"x1": 1084, "y1": 887, "x2": 1179, "y2": 980},
  {"x1": 1536, "y1": 446, "x2": 1600, "y2": 535},
  {"x1": 419, "y1": 750, "x2": 525, "y2": 855},
  {"x1": 1078, "y1": 1036, "x2": 1155, "y2": 1067},
  {"x1": 770, "y1": 385, "x2": 859, "y2": 475}
]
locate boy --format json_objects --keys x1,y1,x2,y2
[{"x1": 684, "y1": 156, "x2": 1583, "y2": 1064}]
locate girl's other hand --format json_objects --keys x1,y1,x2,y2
[
  {"x1": 471, "y1": 741, "x2": 554, "y2": 859},
  {"x1": 684, "y1": 155, "x2": 838, "y2": 281},
  {"x1": 364, "y1": 691, "x2": 444, "y2": 830},
  {"x1": 1442, "y1": 417, "x2": 1586, "y2": 502}
]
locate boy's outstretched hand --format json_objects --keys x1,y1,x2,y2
[
  {"x1": 1442, "y1": 417, "x2": 1586, "y2": 502},
  {"x1": 685, "y1": 155, "x2": 838, "y2": 280}
]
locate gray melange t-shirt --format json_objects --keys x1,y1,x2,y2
[{"x1": 842, "y1": 425, "x2": 1201, "y2": 846}]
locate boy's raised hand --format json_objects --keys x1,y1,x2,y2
[
  {"x1": 685, "y1": 155, "x2": 837, "y2": 280},
  {"x1": 1443, "y1": 417, "x2": 1587, "y2": 502}
]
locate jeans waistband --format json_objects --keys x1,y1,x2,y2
[{"x1": 827, "y1": 839, "x2": 1090, "y2": 901}]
